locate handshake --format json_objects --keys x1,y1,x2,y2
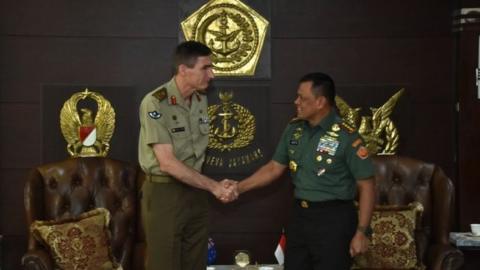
[{"x1": 213, "y1": 179, "x2": 239, "y2": 203}]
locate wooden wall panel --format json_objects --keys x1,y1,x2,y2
[
  {"x1": 456, "y1": 30, "x2": 480, "y2": 230},
  {"x1": 0, "y1": 170, "x2": 28, "y2": 236},
  {"x1": 0, "y1": 37, "x2": 177, "y2": 103},
  {"x1": 271, "y1": 38, "x2": 453, "y2": 103},
  {"x1": 0, "y1": 1, "x2": 178, "y2": 37},
  {"x1": 1, "y1": 236, "x2": 26, "y2": 270},
  {"x1": 0, "y1": 105, "x2": 42, "y2": 169},
  {"x1": 272, "y1": 0, "x2": 452, "y2": 38}
]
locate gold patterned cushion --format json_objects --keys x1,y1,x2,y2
[
  {"x1": 30, "y1": 208, "x2": 122, "y2": 270},
  {"x1": 352, "y1": 202, "x2": 425, "y2": 270}
]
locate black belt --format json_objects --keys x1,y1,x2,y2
[{"x1": 295, "y1": 199, "x2": 352, "y2": 209}]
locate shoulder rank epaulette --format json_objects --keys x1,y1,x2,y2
[
  {"x1": 152, "y1": 88, "x2": 167, "y2": 102},
  {"x1": 289, "y1": 117, "x2": 302, "y2": 124},
  {"x1": 340, "y1": 121, "x2": 356, "y2": 133}
]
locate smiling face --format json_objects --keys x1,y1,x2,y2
[
  {"x1": 294, "y1": 81, "x2": 329, "y2": 125},
  {"x1": 182, "y1": 56, "x2": 215, "y2": 91}
]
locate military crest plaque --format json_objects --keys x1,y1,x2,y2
[{"x1": 181, "y1": 0, "x2": 269, "y2": 76}]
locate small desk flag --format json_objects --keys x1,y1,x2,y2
[{"x1": 274, "y1": 231, "x2": 286, "y2": 265}]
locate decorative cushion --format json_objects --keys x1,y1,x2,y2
[
  {"x1": 352, "y1": 202, "x2": 425, "y2": 270},
  {"x1": 30, "y1": 208, "x2": 122, "y2": 270}
]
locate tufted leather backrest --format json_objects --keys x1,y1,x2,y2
[
  {"x1": 24, "y1": 157, "x2": 143, "y2": 269},
  {"x1": 371, "y1": 155, "x2": 455, "y2": 264}
]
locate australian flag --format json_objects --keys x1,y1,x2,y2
[{"x1": 207, "y1": 237, "x2": 217, "y2": 265}]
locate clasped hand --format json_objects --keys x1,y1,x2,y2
[{"x1": 214, "y1": 179, "x2": 239, "y2": 203}]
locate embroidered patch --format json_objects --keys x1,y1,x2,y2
[
  {"x1": 148, "y1": 111, "x2": 162, "y2": 119},
  {"x1": 289, "y1": 140, "x2": 299, "y2": 145},
  {"x1": 357, "y1": 146, "x2": 369, "y2": 159}
]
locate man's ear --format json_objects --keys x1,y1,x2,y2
[
  {"x1": 316, "y1": 96, "x2": 327, "y2": 109},
  {"x1": 178, "y1": 64, "x2": 188, "y2": 76}
]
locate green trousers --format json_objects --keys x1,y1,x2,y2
[{"x1": 141, "y1": 179, "x2": 210, "y2": 270}]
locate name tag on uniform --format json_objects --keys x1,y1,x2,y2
[
  {"x1": 289, "y1": 140, "x2": 298, "y2": 145},
  {"x1": 171, "y1": 127, "x2": 185, "y2": 133}
]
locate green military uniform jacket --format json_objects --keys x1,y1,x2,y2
[
  {"x1": 138, "y1": 77, "x2": 209, "y2": 176},
  {"x1": 272, "y1": 110, "x2": 374, "y2": 201}
]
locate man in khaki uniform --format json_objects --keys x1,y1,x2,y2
[
  {"x1": 138, "y1": 41, "x2": 235, "y2": 270},
  {"x1": 230, "y1": 73, "x2": 376, "y2": 270}
]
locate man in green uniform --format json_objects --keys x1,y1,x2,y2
[
  {"x1": 234, "y1": 72, "x2": 376, "y2": 270},
  {"x1": 138, "y1": 41, "x2": 235, "y2": 270}
]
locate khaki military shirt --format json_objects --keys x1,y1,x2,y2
[
  {"x1": 138, "y1": 78, "x2": 209, "y2": 176},
  {"x1": 272, "y1": 111, "x2": 374, "y2": 201}
]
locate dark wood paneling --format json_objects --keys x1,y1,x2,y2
[
  {"x1": 271, "y1": 37, "x2": 453, "y2": 103},
  {"x1": 0, "y1": 1, "x2": 178, "y2": 37},
  {"x1": 0, "y1": 37, "x2": 177, "y2": 103},
  {"x1": 209, "y1": 174, "x2": 292, "y2": 233},
  {"x1": 1, "y1": 235, "x2": 26, "y2": 270},
  {"x1": 0, "y1": 170, "x2": 28, "y2": 236},
  {"x1": 0, "y1": 105, "x2": 42, "y2": 169},
  {"x1": 269, "y1": 104, "x2": 296, "y2": 149},
  {"x1": 407, "y1": 102, "x2": 455, "y2": 175},
  {"x1": 456, "y1": 29, "x2": 480, "y2": 231},
  {"x1": 272, "y1": 0, "x2": 452, "y2": 38}
]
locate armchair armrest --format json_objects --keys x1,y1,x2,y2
[
  {"x1": 22, "y1": 248, "x2": 53, "y2": 270},
  {"x1": 427, "y1": 244, "x2": 464, "y2": 270}
]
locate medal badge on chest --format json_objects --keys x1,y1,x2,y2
[
  {"x1": 289, "y1": 160, "x2": 298, "y2": 172},
  {"x1": 293, "y1": 127, "x2": 303, "y2": 140},
  {"x1": 317, "y1": 135, "x2": 339, "y2": 156}
]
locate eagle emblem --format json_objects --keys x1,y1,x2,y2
[
  {"x1": 335, "y1": 88, "x2": 404, "y2": 155},
  {"x1": 60, "y1": 89, "x2": 115, "y2": 157}
]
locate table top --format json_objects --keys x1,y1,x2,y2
[
  {"x1": 207, "y1": 265, "x2": 282, "y2": 270},
  {"x1": 450, "y1": 232, "x2": 480, "y2": 248}
]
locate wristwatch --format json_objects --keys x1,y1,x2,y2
[{"x1": 357, "y1": 225, "x2": 373, "y2": 237}]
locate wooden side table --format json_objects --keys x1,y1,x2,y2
[{"x1": 450, "y1": 232, "x2": 480, "y2": 270}]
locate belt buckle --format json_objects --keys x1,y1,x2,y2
[{"x1": 300, "y1": 200, "x2": 309, "y2": 208}]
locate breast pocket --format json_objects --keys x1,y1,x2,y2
[
  {"x1": 198, "y1": 115, "x2": 210, "y2": 135},
  {"x1": 167, "y1": 115, "x2": 193, "y2": 158}
]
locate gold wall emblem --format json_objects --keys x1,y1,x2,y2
[
  {"x1": 60, "y1": 89, "x2": 115, "y2": 157},
  {"x1": 335, "y1": 89, "x2": 404, "y2": 155},
  {"x1": 181, "y1": 0, "x2": 269, "y2": 76},
  {"x1": 206, "y1": 90, "x2": 263, "y2": 168}
]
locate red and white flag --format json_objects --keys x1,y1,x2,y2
[{"x1": 274, "y1": 232, "x2": 286, "y2": 265}]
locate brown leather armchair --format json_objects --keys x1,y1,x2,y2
[
  {"x1": 371, "y1": 155, "x2": 463, "y2": 270},
  {"x1": 21, "y1": 157, "x2": 146, "y2": 270}
]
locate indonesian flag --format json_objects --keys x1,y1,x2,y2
[{"x1": 274, "y1": 232, "x2": 286, "y2": 265}]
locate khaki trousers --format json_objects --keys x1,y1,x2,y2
[{"x1": 141, "y1": 179, "x2": 209, "y2": 270}]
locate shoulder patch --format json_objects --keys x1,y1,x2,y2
[
  {"x1": 148, "y1": 111, "x2": 162, "y2": 119},
  {"x1": 356, "y1": 146, "x2": 369, "y2": 159},
  {"x1": 152, "y1": 88, "x2": 167, "y2": 102},
  {"x1": 340, "y1": 122, "x2": 356, "y2": 133}
]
